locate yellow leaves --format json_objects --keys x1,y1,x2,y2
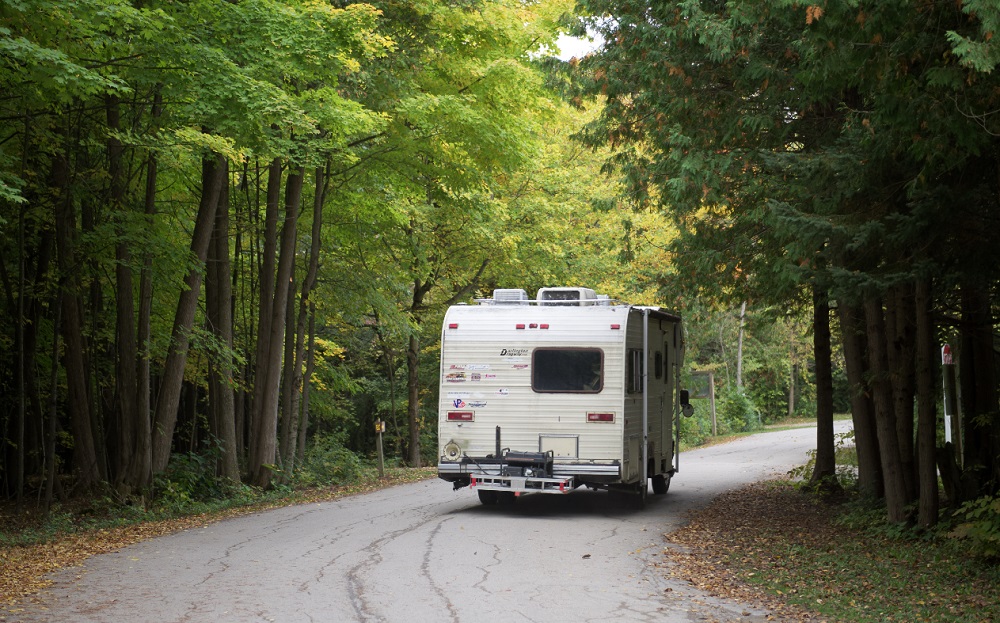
[{"x1": 806, "y1": 5, "x2": 824, "y2": 25}]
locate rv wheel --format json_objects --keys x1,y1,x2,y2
[
  {"x1": 478, "y1": 490, "x2": 499, "y2": 505},
  {"x1": 652, "y1": 473, "x2": 671, "y2": 495}
]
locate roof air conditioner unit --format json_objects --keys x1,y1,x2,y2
[{"x1": 536, "y1": 287, "x2": 598, "y2": 305}]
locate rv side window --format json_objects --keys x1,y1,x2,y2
[
  {"x1": 532, "y1": 348, "x2": 603, "y2": 393},
  {"x1": 654, "y1": 351, "x2": 663, "y2": 379},
  {"x1": 628, "y1": 349, "x2": 643, "y2": 393}
]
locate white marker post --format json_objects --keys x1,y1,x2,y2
[{"x1": 941, "y1": 345, "x2": 960, "y2": 461}]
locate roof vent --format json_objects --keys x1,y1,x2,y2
[{"x1": 492, "y1": 289, "x2": 529, "y2": 304}]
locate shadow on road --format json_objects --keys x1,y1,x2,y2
[{"x1": 446, "y1": 487, "x2": 679, "y2": 519}]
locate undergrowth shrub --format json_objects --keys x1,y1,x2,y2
[
  {"x1": 718, "y1": 389, "x2": 760, "y2": 433},
  {"x1": 296, "y1": 435, "x2": 365, "y2": 487},
  {"x1": 153, "y1": 441, "x2": 249, "y2": 510},
  {"x1": 950, "y1": 495, "x2": 1000, "y2": 560}
]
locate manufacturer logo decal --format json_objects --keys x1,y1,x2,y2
[
  {"x1": 445, "y1": 372, "x2": 466, "y2": 382},
  {"x1": 453, "y1": 399, "x2": 466, "y2": 408},
  {"x1": 500, "y1": 348, "x2": 529, "y2": 356},
  {"x1": 469, "y1": 401, "x2": 487, "y2": 407}
]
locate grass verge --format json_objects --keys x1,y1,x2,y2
[{"x1": 664, "y1": 480, "x2": 1000, "y2": 623}]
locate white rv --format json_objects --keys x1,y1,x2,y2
[{"x1": 436, "y1": 287, "x2": 691, "y2": 506}]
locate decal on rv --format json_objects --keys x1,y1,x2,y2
[
  {"x1": 445, "y1": 372, "x2": 466, "y2": 382},
  {"x1": 500, "y1": 348, "x2": 529, "y2": 356}
]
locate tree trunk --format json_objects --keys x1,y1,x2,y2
[
  {"x1": 406, "y1": 332, "x2": 422, "y2": 467},
  {"x1": 278, "y1": 277, "x2": 298, "y2": 475},
  {"x1": 915, "y1": 278, "x2": 939, "y2": 528},
  {"x1": 736, "y1": 301, "x2": 746, "y2": 389},
  {"x1": 838, "y1": 302, "x2": 883, "y2": 498},
  {"x1": 248, "y1": 158, "x2": 282, "y2": 478},
  {"x1": 810, "y1": 284, "x2": 837, "y2": 489},
  {"x1": 249, "y1": 165, "x2": 303, "y2": 487},
  {"x1": 151, "y1": 153, "x2": 226, "y2": 473},
  {"x1": 297, "y1": 304, "x2": 317, "y2": 463},
  {"x1": 959, "y1": 278, "x2": 1000, "y2": 497},
  {"x1": 108, "y1": 94, "x2": 138, "y2": 489},
  {"x1": 281, "y1": 165, "x2": 326, "y2": 475},
  {"x1": 51, "y1": 140, "x2": 101, "y2": 490},
  {"x1": 864, "y1": 294, "x2": 910, "y2": 523},
  {"x1": 206, "y1": 160, "x2": 239, "y2": 480},
  {"x1": 886, "y1": 284, "x2": 917, "y2": 500},
  {"x1": 126, "y1": 89, "x2": 162, "y2": 491}
]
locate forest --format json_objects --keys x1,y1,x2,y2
[{"x1": 1, "y1": 0, "x2": 999, "y2": 537}]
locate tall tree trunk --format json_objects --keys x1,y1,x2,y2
[
  {"x1": 248, "y1": 158, "x2": 282, "y2": 477},
  {"x1": 915, "y1": 278, "x2": 939, "y2": 528},
  {"x1": 51, "y1": 139, "x2": 101, "y2": 490},
  {"x1": 736, "y1": 301, "x2": 746, "y2": 389},
  {"x1": 108, "y1": 94, "x2": 138, "y2": 489},
  {"x1": 278, "y1": 277, "x2": 298, "y2": 475},
  {"x1": 296, "y1": 304, "x2": 317, "y2": 463},
  {"x1": 810, "y1": 284, "x2": 837, "y2": 489},
  {"x1": 282, "y1": 165, "x2": 327, "y2": 475},
  {"x1": 838, "y1": 302, "x2": 883, "y2": 498},
  {"x1": 406, "y1": 332, "x2": 422, "y2": 467},
  {"x1": 249, "y1": 165, "x2": 303, "y2": 487},
  {"x1": 126, "y1": 88, "x2": 162, "y2": 490},
  {"x1": 886, "y1": 284, "x2": 917, "y2": 500},
  {"x1": 864, "y1": 294, "x2": 910, "y2": 523},
  {"x1": 206, "y1": 160, "x2": 239, "y2": 480},
  {"x1": 959, "y1": 278, "x2": 1000, "y2": 497},
  {"x1": 151, "y1": 153, "x2": 226, "y2": 473}
]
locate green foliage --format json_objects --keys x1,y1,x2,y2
[
  {"x1": 950, "y1": 495, "x2": 1000, "y2": 560},
  {"x1": 716, "y1": 389, "x2": 759, "y2": 434},
  {"x1": 153, "y1": 444, "x2": 244, "y2": 510},
  {"x1": 295, "y1": 435, "x2": 365, "y2": 487},
  {"x1": 789, "y1": 429, "x2": 860, "y2": 494}
]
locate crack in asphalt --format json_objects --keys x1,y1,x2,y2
[{"x1": 420, "y1": 517, "x2": 460, "y2": 623}]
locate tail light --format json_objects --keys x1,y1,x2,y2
[{"x1": 447, "y1": 411, "x2": 474, "y2": 422}]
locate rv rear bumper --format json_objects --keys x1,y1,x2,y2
[{"x1": 437, "y1": 460, "x2": 620, "y2": 483}]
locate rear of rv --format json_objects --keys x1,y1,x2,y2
[{"x1": 436, "y1": 288, "x2": 652, "y2": 499}]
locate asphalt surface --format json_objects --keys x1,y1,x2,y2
[{"x1": 6, "y1": 423, "x2": 849, "y2": 623}]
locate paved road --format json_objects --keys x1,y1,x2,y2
[{"x1": 5, "y1": 423, "x2": 849, "y2": 623}]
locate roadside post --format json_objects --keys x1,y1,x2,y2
[
  {"x1": 941, "y1": 344, "x2": 962, "y2": 464},
  {"x1": 375, "y1": 419, "x2": 386, "y2": 478}
]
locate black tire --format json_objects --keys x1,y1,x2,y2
[
  {"x1": 651, "y1": 473, "x2": 671, "y2": 495},
  {"x1": 478, "y1": 489, "x2": 499, "y2": 505}
]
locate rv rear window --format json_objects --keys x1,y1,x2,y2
[{"x1": 532, "y1": 348, "x2": 603, "y2": 393}]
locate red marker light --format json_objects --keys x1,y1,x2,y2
[
  {"x1": 540, "y1": 324, "x2": 549, "y2": 329},
  {"x1": 529, "y1": 323, "x2": 538, "y2": 329},
  {"x1": 610, "y1": 324, "x2": 621, "y2": 330},
  {"x1": 587, "y1": 412, "x2": 615, "y2": 423},
  {"x1": 516, "y1": 323, "x2": 526, "y2": 329},
  {"x1": 448, "y1": 323, "x2": 459, "y2": 329}
]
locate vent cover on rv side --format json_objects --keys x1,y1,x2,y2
[
  {"x1": 537, "y1": 287, "x2": 598, "y2": 305},
  {"x1": 492, "y1": 289, "x2": 529, "y2": 304}
]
